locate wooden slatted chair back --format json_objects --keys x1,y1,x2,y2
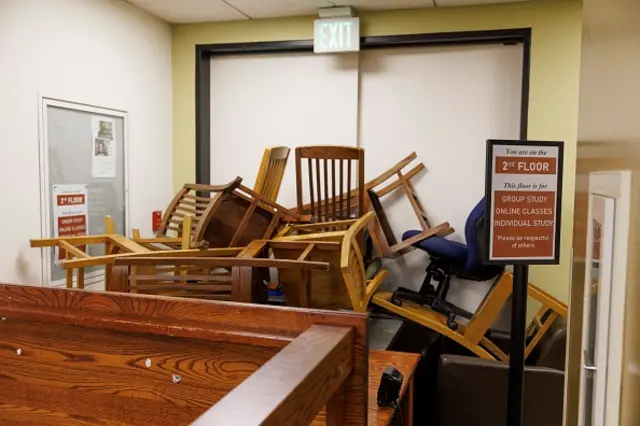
[
  {"x1": 157, "y1": 179, "x2": 242, "y2": 241},
  {"x1": 295, "y1": 146, "x2": 365, "y2": 222},
  {"x1": 253, "y1": 146, "x2": 290, "y2": 202}
]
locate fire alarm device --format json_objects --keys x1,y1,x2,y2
[{"x1": 152, "y1": 211, "x2": 162, "y2": 232}]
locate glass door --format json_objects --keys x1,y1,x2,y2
[{"x1": 579, "y1": 194, "x2": 615, "y2": 426}]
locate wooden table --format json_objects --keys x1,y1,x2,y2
[{"x1": 369, "y1": 350, "x2": 420, "y2": 426}]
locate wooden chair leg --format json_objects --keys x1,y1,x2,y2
[
  {"x1": 65, "y1": 268, "x2": 73, "y2": 289},
  {"x1": 300, "y1": 270, "x2": 311, "y2": 308},
  {"x1": 105, "y1": 215, "x2": 115, "y2": 234},
  {"x1": 77, "y1": 268, "x2": 85, "y2": 289}
]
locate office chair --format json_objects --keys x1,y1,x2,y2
[{"x1": 390, "y1": 198, "x2": 504, "y2": 330}]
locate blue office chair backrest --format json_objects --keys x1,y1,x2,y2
[{"x1": 464, "y1": 198, "x2": 485, "y2": 271}]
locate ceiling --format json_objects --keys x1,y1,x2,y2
[{"x1": 125, "y1": 0, "x2": 533, "y2": 23}]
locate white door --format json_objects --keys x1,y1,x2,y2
[
  {"x1": 578, "y1": 171, "x2": 635, "y2": 426},
  {"x1": 579, "y1": 193, "x2": 615, "y2": 426}
]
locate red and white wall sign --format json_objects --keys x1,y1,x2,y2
[
  {"x1": 485, "y1": 140, "x2": 564, "y2": 264},
  {"x1": 52, "y1": 184, "x2": 88, "y2": 260}
]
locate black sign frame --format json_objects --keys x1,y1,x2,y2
[{"x1": 484, "y1": 139, "x2": 564, "y2": 266}]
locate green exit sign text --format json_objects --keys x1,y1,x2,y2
[{"x1": 314, "y1": 17, "x2": 360, "y2": 54}]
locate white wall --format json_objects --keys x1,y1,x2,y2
[
  {"x1": 359, "y1": 44, "x2": 523, "y2": 317},
  {"x1": 0, "y1": 0, "x2": 173, "y2": 285},
  {"x1": 209, "y1": 52, "x2": 359, "y2": 208}
]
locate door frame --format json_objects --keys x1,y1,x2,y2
[
  {"x1": 194, "y1": 28, "x2": 532, "y2": 185},
  {"x1": 38, "y1": 97, "x2": 130, "y2": 287},
  {"x1": 578, "y1": 192, "x2": 615, "y2": 426},
  {"x1": 578, "y1": 171, "x2": 634, "y2": 426}
]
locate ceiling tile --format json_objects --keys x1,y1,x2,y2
[
  {"x1": 435, "y1": 0, "x2": 532, "y2": 6},
  {"x1": 126, "y1": 0, "x2": 248, "y2": 23},
  {"x1": 226, "y1": 0, "x2": 333, "y2": 19},
  {"x1": 331, "y1": 0, "x2": 435, "y2": 11}
]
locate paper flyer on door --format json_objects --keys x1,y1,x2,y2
[
  {"x1": 52, "y1": 184, "x2": 88, "y2": 262},
  {"x1": 91, "y1": 116, "x2": 116, "y2": 178}
]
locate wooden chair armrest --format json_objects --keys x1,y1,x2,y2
[
  {"x1": 365, "y1": 269, "x2": 388, "y2": 307},
  {"x1": 131, "y1": 237, "x2": 182, "y2": 245},
  {"x1": 287, "y1": 219, "x2": 359, "y2": 232},
  {"x1": 113, "y1": 256, "x2": 331, "y2": 271},
  {"x1": 389, "y1": 222, "x2": 452, "y2": 253},
  {"x1": 192, "y1": 325, "x2": 353, "y2": 426},
  {"x1": 283, "y1": 213, "x2": 313, "y2": 223},
  {"x1": 273, "y1": 231, "x2": 348, "y2": 242},
  {"x1": 30, "y1": 235, "x2": 109, "y2": 248}
]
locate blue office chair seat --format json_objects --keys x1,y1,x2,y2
[{"x1": 402, "y1": 230, "x2": 468, "y2": 262}]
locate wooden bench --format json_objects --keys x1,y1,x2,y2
[{"x1": 0, "y1": 284, "x2": 368, "y2": 425}]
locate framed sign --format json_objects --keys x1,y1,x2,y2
[{"x1": 484, "y1": 139, "x2": 564, "y2": 265}]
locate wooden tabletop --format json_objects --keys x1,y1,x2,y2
[{"x1": 368, "y1": 350, "x2": 421, "y2": 426}]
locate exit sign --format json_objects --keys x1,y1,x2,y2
[{"x1": 314, "y1": 17, "x2": 360, "y2": 54}]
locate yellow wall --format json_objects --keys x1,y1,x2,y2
[{"x1": 172, "y1": 0, "x2": 583, "y2": 302}]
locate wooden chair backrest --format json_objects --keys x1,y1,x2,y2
[
  {"x1": 340, "y1": 212, "x2": 380, "y2": 312},
  {"x1": 253, "y1": 146, "x2": 290, "y2": 202},
  {"x1": 295, "y1": 146, "x2": 365, "y2": 222},
  {"x1": 158, "y1": 178, "x2": 242, "y2": 240},
  {"x1": 0, "y1": 284, "x2": 367, "y2": 426}
]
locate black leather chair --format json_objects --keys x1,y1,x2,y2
[{"x1": 436, "y1": 320, "x2": 567, "y2": 426}]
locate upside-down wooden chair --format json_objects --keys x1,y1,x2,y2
[
  {"x1": 33, "y1": 215, "x2": 253, "y2": 290},
  {"x1": 132, "y1": 177, "x2": 307, "y2": 250},
  {"x1": 30, "y1": 216, "x2": 152, "y2": 289},
  {"x1": 132, "y1": 146, "x2": 292, "y2": 249},
  {"x1": 372, "y1": 272, "x2": 568, "y2": 361},
  {"x1": 290, "y1": 151, "x2": 453, "y2": 256},
  {"x1": 365, "y1": 152, "x2": 454, "y2": 257}
]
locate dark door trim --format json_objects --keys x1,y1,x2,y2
[{"x1": 195, "y1": 28, "x2": 531, "y2": 184}]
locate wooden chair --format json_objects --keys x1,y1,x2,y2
[
  {"x1": 109, "y1": 253, "x2": 330, "y2": 304},
  {"x1": 372, "y1": 272, "x2": 568, "y2": 361},
  {"x1": 295, "y1": 146, "x2": 365, "y2": 222},
  {"x1": 135, "y1": 178, "x2": 307, "y2": 250},
  {"x1": 30, "y1": 216, "x2": 152, "y2": 289},
  {"x1": 0, "y1": 284, "x2": 368, "y2": 426},
  {"x1": 293, "y1": 151, "x2": 420, "y2": 217},
  {"x1": 133, "y1": 146, "x2": 292, "y2": 249},
  {"x1": 253, "y1": 146, "x2": 290, "y2": 202},
  {"x1": 340, "y1": 212, "x2": 388, "y2": 312},
  {"x1": 250, "y1": 213, "x2": 385, "y2": 312},
  {"x1": 365, "y1": 152, "x2": 454, "y2": 257}
]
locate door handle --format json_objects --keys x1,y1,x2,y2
[{"x1": 583, "y1": 349, "x2": 597, "y2": 372}]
